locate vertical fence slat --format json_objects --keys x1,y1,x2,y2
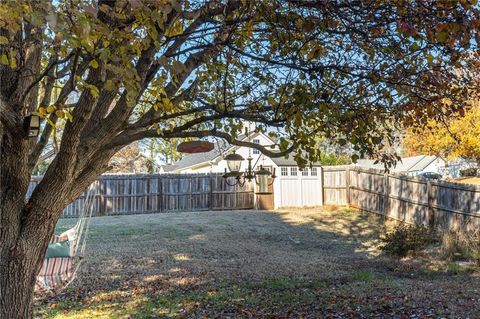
[
  {"x1": 28, "y1": 173, "x2": 255, "y2": 218},
  {"x1": 322, "y1": 165, "x2": 480, "y2": 229}
]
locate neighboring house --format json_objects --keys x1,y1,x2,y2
[
  {"x1": 171, "y1": 131, "x2": 324, "y2": 209},
  {"x1": 172, "y1": 131, "x2": 322, "y2": 174},
  {"x1": 171, "y1": 132, "x2": 280, "y2": 174},
  {"x1": 438, "y1": 158, "x2": 478, "y2": 178},
  {"x1": 356, "y1": 155, "x2": 446, "y2": 176}
]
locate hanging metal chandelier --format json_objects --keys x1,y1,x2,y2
[{"x1": 222, "y1": 151, "x2": 276, "y2": 194}]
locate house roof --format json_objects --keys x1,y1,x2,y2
[
  {"x1": 270, "y1": 154, "x2": 322, "y2": 167},
  {"x1": 173, "y1": 139, "x2": 230, "y2": 171},
  {"x1": 160, "y1": 164, "x2": 178, "y2": 172},
  {"x1": 356, "y1": 155, "x2": 438, "y2": 172}
]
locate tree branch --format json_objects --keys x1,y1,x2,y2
[{"x1": 0, "y1": 94, "x2": 21, "y2": 134}]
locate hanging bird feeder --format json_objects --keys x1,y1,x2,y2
[{"x1": 177, "y1": 140, "x2": 215, "y2": 153}]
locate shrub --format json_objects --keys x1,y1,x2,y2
[
  {"x1": 380, "y1": 224, "x2": 433, "y2": 258},
  {"x1": 460, "y1": 167, "x2": 478, "y2": 177},
  {"x1": 441, "y1": 229, "x2": 480, "y2": 265}
]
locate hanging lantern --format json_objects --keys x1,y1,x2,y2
[
  {"x1": 23, "y1": 114, "x2": 40, "y2": 138},
  {"x1": 255, "y1": 166, "x2": 272, "y2": 194},
  {"x1": 224, "y1": 152, "x2": 244, "y2": 173}
]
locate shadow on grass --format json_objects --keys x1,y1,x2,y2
[{"x1": 34, "y1": 207, "x2": 480, "y2": 318}]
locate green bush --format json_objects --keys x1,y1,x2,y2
[
  {"x1": 319, "y1": 153, "x2": 351, "y2": 166},
  {"x1": 380, "y1": 224, "x2": 433, "y2": 258}
]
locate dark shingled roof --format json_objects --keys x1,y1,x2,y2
[
  {"x1": 172, "y1": 133, "x2": 293, "y2": 171},
  {"x1": 270, "y1": 153, "x2": 322, "y2": 167}
]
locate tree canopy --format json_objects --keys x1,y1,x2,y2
[
  {"x1": 1, "y1": 0, "x2": 479, "y2": 175},
  {"x1": 404, "y1": 102, "x2": 480, "y2": 165},
  {"x1": 1, "y1": 2, "x2": 480, "y2": 316}
]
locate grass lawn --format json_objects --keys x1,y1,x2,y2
[{"x1": 34, "y1": 207, "x2": 480, "y2": 318}]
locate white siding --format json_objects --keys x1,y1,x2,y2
[
  {"x1": 274, "y1": 167, "x2": 322, "y2": 208},
  {"x1": 178, "y1": 133, "x2": 278, "y2": 174}
]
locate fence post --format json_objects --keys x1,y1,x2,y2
[
  {"x1": 427, "y1": 180, "x2": 435, "y2": 228},
  {"x1": 189, "y1": 176, "x2": 193, "y2": 210},
  {"x1": 319, "y1": 166, "x2": 325, "y2": 206},
  {"x1": 99, "y1": 178, "x2": 106, "y2": 216},
  {"x1": 345, "y1": 167, "x2": 350, "y2": 206},
  {"x1": 382, "y1": 173, "x2": 389, "y2": 217},
  {"x1": 209, "y1": 174, "x2": 214, "y2": 210},
  {"x1": 159, "y1": 175, "x2": 163, "y2": 212}
]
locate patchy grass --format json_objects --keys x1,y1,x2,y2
[
  {"x1": 34, "y1": 207, "x2": 480, "y2": 318},
  {"x1": 352, "y1": 270, "x2": 375, "y2": 282}
]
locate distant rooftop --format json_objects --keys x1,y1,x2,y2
[{"x1": 356, "y1": 155, "x2": 438, "y2": 173}]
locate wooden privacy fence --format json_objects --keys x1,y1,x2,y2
[
  {"x1": 28, "y1": 173, "x2": 254, "y2": 218},
  {"x1": 322, "y1": 166, "x2": 480, "y2": 229}
]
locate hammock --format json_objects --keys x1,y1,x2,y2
[{"x1": 35, "y1": 183, "x2": 97, "y2": 291}]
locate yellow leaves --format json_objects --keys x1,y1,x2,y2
[
  {"x1": 161, "y1": 97, "x2": 174, "y2": 112},
  {"x1": 46, "y1": 105, "x2": 56, "y2": 113},
  {"x1": 442, "y1": 97, "x2": 452, "y2": 106},
  {"x1": 104, "y1": 80, "x2": 116, "y2": 91},
  {"x1": 38, "y1": 105, "x2": 64, "y2": 117},
  {"x1": 77, "y1": 78, "x2": 100, "y2": 98},
  {"x1": 89, "y1": 60, "x2": 99, "y2": 69},
  {"x1": 294, "y1": 112, "x2": 302, "y2": 127},
  {"x1": 8, "y1": 50, "x2": 16, "y2": 69},
  {"x1": 267, "y1": 96, "x2": 276, "y2": 107},
  {"x1": 55, "y1": 110, "x2": 65, "y2": 118},
  {"x1": 37, "y1": 107, "x2": 48, "y2": 117},
  {"x1": 0, "y1": 54, "x2": 7, "y2": 65},
  {"x1": 53, "y1": 109, "x2": 72, "y2": 122},
  {"x1": 0, "y1": 36, "x2": 8, "y2": 45},
  {"x1": 295, "y1": 18, "x2": 303, "y2": 30},
  {"x1": 307, "y1": 43, "x2": 326, "y2": 60},
  {"x1": 165, "y1": 20, "x2": 183, "y2": 37},
  {"x1": 426, "y1": 54, "x2": 434, "y2": 65},
  {"x1": 64, "y1": 109, "x2": 73, "y2": 122},
  {"x1": 153, "y1": 95, "x2": 174, "y2": 112},
  {"x1": 89, "y1": 84, "x2": 100, "y2": 97},
  {"x1": 0, "y1": 50, "x2": 17, "y2": 69},
  {"x1": 405, "y1": 105, "x2": 480, "y2": 162},
  {"x1": 436, "y1": 31, "x2": 448, "y2": 43},
  {"x1": 243, "y1": 21, "x2": 254, "y2": 40}
]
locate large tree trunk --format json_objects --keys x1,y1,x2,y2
[
  {"x1": 0, "y1": 128, "x2": 46, "y2": 318},
  {"x1": 0, "y1": 123, "x2": 76, "y2": 318},
  {"x1": 0, "y1": 218, "x2": 47, "y2": 319},
  {"x1": 0, "y1": 124, "x2": 111, "y2": 318}
]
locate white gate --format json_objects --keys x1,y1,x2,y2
[{"x1": 274, "y1": 167, "x2": 323, "y2": 208}]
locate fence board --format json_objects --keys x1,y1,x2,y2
[
  {"x1": 323, "y1": 166, "x2": 349, "y2": 205},
  {"x1": 28, "y1": 173, "x2": 254, "y2": 218},
  {"x1": 322, "y1": 166, "x2": 480, "y2": 229}
]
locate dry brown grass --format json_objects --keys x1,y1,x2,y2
[
  {"x1": 448, "y1": 176, "x2": 480, "y2": 185},
  {"x1": 34, "y1": 207, "x2": 480, "y2": 318}
]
